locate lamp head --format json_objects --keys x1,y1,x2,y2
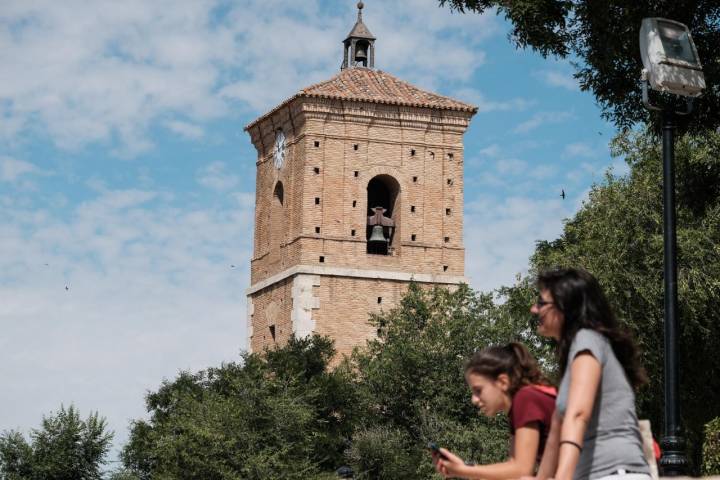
[{"x1": 639, "y1": 18, "x2": 705, "y2": 97}]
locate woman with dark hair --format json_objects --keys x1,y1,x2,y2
[
  {"x1": 432, "y1": 342, "x2": 556, "y2": 479},
  {"x1": 530, "y1": 268, "x2": 650, "y2": 480}
]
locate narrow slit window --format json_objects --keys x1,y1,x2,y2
[
  {"x1": 410, "y1": 205, "x2": 416, "y2": 213},
  {"x1": 351, "y1": 229, "x2": 356, "y2": 236},
  {"x1": 352, "y1": 200, "x2": 357, "y2": 208},
  {"x1": 411, "y1": 234, "x2": 417, "y2": 241},
  {"x1": 353, "y1": 144, "x2": 359, "y2": 151},
  {"x1": 446, "y1": 208, "x2": 451, "y2": 216},
  {"x1": 354, "y1": 171, "x2": 359, "y2": 177},
  {"x1": 269, "y1": 325, "x2": 276, "y2": 341},
  {"x1": 410, "y1": 149, "x2": 416, "y2": 156},
  {"x1": 377, "y1": 297, "x2": 382, "y2": 304},
  {"x1": 315, "y1": 197, "x2": 320, "y2": 205},
  {"x1": 413, "y1": 176, "x2": 418, "y2": 183}
]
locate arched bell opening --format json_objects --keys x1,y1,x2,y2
[
  {"x1": 270, "y1": 181, "x2": 285, "y2": 254},
  {"x1": 273, "y1": 181, "x2": 284, "y2": 206},
  {"x1": 366, "y1": 175, "x2": 400, "y2": 255},
  {"x1": 354, "y1": 40, "x2": 370, "y2": 67}
]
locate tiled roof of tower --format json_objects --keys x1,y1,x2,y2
[{"x1": 245, "y1": 68, "x2": 477, "y2": 130}]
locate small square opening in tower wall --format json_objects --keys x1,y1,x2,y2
[
  {"x1": 413, "y1": 176, "x2": 418, "y2": 183},
  {"x1": 353, "y1": 144, "x2": 358, "y2": 150},
  {"x1": 446, "y1": 208, "x2": 451, "y2": 215},
  {"x1": 377, "y1": 297, "x2": 382, "y2": 304},
  {"x1": 411, "y1": 234, "x2": 416, "y2": 241},
  {"x1": 448, "y1": 153, "x2": 454, "y2": 160},
  {"x1": 352, "y1": 200, "x2": 357, "y2": 207},
  {"x1": 269, "y1": 325, "x2": 276, "y2": 341},
  {"x1": 410, "y1": 205, "x2": 415, "y2": 212},
  {"x1": 314, "y1": 167, "x2": 320, "y2": 174},
  {"x1": 444, "y1": 236, "x2": 449, "y2": 242},
  {"x1": 410, "y1": 149, "x2": 416, "y2": 156},
  {"x1": 314, "y1": 141, "x2": 320, "y2": 147},
  {"x1": 443, "y1": 265, "x2": 448, "y2": 272},
  {"x1": 319, "y1": 256, "x2": 325, "y2": 263},
  {"x1": 315, "y1": 227, "x2": 321, "y2": 233},
  {"x1": 351, "y1": 229, "x2": 356, "y2": 236},
  {"x1": 354, "y1": 171, "x2": 359, "y2": 177},
  {"x1": 315, "y1": 197, "x2": 320, "y2": 204},
  {"x1": 447, "y1": 178, "x2": 453, "y2": 185}
]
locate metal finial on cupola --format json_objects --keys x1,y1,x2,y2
[{"x1": 341, "y1": 1, "x2": 376, "y2": 70}]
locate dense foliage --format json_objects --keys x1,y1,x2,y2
[
  {"x1": 703, "y1": 417, "x2": 720, "y2": 475},
  {"x1": 0, "y1": 405, "x2": 112, "y2": 480},
  {"x1": 501, "y1": 129, "x2": 720, "y2": 472},
  {"x1": 120, "y1": 335, "x2": 356, "y2": 479},
  {"x1": 438, "y1": 0, "x2": 720, "y2": 133}
]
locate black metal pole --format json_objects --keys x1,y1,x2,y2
[{"x1": 658, "y1": 108, "x2": 688, "y2": 476}]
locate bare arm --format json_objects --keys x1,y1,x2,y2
[
  {"x1": 435, "y1": 423, "x2": 540, "y2": 480},
  {"x1": 554, "y1": 352, "x2": 602, "y2": 480},
  {"x1": 534, "y1": 410, "x2": 561, "y2": 480}
]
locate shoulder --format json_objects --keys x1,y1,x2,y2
[
  {"x1": 570, "y1": 328, "x2": 609, "y2": 363},
  {"x1": 511, "y1": 386, "x2": 555, "y2": 428},
  {"x1": 513, "y1": 385, "x2": 556, "y2": 410}
]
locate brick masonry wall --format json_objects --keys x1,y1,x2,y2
[{"x1": 246, "y1": 95, "x2": 473, "y2": 356}]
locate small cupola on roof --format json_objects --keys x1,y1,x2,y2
[{"x1": 341, "y1": 2, "x2": 376, "y2": 70}]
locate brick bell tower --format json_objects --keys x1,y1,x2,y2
[{"x1": 244, "y1": 2, "x2": 477, "y2": 358}]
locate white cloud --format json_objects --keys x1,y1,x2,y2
[
  {"x1": 0, "y1": 0, "x2": 501, "y2": 154},
  {"x1": 453, "y1": 88, "x2": 533, "y2": 113},
  {"x1": 563, "y1": 142, "x2": 596, "y2": 158},
  {"x1": 166, "y1": 121, "x2": 205, "y2": 140},
  {"x1": 479, "y1": 144, "x2": 501, "y2": 157},
  {"x1": 465, "y1": 195, "x2": 574, "y2": 292},
  {"x1": 197, "y1": 161, "x2": 240, "y2": 191},
  {"x1": 495, "y1": 158, "x2": 528, "y2": 175},
  {"x1": 535, "y1": 69, "x2": 579, "y2": 90},
  {"x1": 513, "y1": 111, "x2": 574, "y2": 134},
  {"x1": 0, "y1": 156, "x2": 45, "y2": 182},
  {"x1": 0, "y1": 187, "x2": 253, "y2": 457}
]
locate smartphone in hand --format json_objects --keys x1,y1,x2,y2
[{"x1": 427, "y1": 442, "x2": 448, "y2": 459}]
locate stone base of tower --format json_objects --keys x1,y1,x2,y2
[{"x1": 246, "y1": 265, "x2": 466, "y2": 359}]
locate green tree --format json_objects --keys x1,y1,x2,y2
[
  {"x1": 120, "y1": 335, "x2": 358, "y2": 479},
  {"x1": 501, "y1": 129, "x2": 720, "y2": 473},
  {"x1": 348, "y1": 283, "x2": 555, "y2": 478},
  {"x1": 438, "y1": 0, "x2": 720, "y2": 133},
  {"x1": 0, "y1": 405, "x2": 113, "y2": 480}
]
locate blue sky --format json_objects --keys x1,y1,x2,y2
[{"x1": 0, "y1": 0, "x2": 627, "y2": 461}]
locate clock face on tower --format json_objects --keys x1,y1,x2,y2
[{"x1": 273, "y1": 130, "x2": 286, "y2": 169}]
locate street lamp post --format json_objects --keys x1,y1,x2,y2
[{"x1": 639, "y1": 17, "x2": 705, "y2": 476}]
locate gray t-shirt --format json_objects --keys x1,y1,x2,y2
[{"x1": 556, "y1": 329, "x2": 649, "y2": 480}]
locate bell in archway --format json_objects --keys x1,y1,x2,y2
[
  {"x1": 355, "y1": 45, "x2": 368, "y2": 63},
  {"x1": 368, "y1": 225, "x2": 387, "y2": 244}
]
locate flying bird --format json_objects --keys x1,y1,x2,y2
[{"x1": 561, "y1": 189, "x2": 566, "y2": 199}]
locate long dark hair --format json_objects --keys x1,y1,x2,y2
[
  {"x1": 537, "y1": 267, "x2": 647, "y2": 388},
  {"x1": 465, "y1": 342, "x2": 551, "y2": 396}
]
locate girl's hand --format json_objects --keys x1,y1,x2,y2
[{"x1": 433, "y1": 448, "x2": 468, "y2": 478}]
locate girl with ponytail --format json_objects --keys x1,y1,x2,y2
[{"x1": 432, "y1": 342, "x2": 556, "y2": 479}]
